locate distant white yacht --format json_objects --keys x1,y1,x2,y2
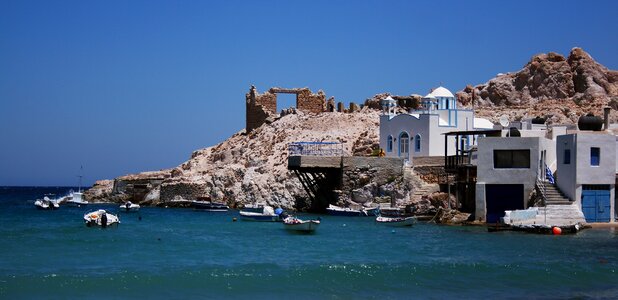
[{"x1": 63, "y1": 171, "x2": 89, "y2": 207}]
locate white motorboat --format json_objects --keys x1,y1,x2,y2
[
  {"x1": 84, "y1": 209, "x2": 120, "y2": 227},
  {"x1": 120, "y1": 201, "x2": 140, "y2": 212},
  {"x1": 376, "y1": 216, "x2": 417, "y2": 227},
  {"x1": 34, "y1": 196, "x2": 59, "y2": 210},
  {"x1": 63, "y1": 191, "x2": 89, "y2": 207},
  {"x1": 326, "y1": 204, "x2": 379, "y2": 217},
  {"x1": 283, "y1": 217, "x2": 320, "y2": 233},
  {"x1": 239, "y1": 205, "x2": 280, "y2": 222}
]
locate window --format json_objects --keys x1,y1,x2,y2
[
  {"x1": 591, "y1": 147, "x2": 600, "y2": 166},
  {"x1": 563, "y1": 149, "x2": 571, "y2": 164},
  {"x1": 493, "y1": 150, "x2": 530, "y2": 168},
  {"x1": 399, "y1": 132, "x2": 409, "y2": 155},
  {"x1": 415, "y1": 134, "x2": 421, "y2": 152},
  {"x1": 386, "y1": 136, "x2": 393, "y2": 152}
]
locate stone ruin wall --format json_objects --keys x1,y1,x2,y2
[
  {"x1": 245, "y1": 85, "x2": 361, "y2": 132},
  {"x1": 246, "y1": 86, "x2": 277, "y2": 133}
]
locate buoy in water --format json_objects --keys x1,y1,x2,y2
[
  {"x1": 552, "y1": 227, "x2": 562, "y2": 235},
  {"x1": 232, "y1": 217, "x2": 237, "y2": 222},
  {"x1": 391, "y1": 229, "x2": 396, "y2": 234}
]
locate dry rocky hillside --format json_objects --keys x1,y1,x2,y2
[
  {"x1": 456, "y1": 47, "x2": 618, "y2": 124},
  {"x1": 86, "y1": 110, "x2": 381, "y2": 209},
  {"x1": 87, "y1": 47, "x2": 617, "y2": 212}
]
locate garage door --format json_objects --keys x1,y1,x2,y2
[
  {"x1": 581, "y1": 185, "x2": 610, "y2": 223},
  {"x1": 486, "y1": 184, "x2": 524, "y2": 223}
]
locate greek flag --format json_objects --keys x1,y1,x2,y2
[{"x1": 545, "y1": 165, "x2": 555, "y2": 185}]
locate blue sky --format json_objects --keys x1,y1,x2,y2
[{"x1": 1, "y1": 0, "x2": 617, "y2": 186}]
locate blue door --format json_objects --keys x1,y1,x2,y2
[
  {"x1": 485, "y1": 184, "x2": 524, "y2": 223},
  {"x1": 581, "y1": 185, "x2": 610, "y2": 223}
]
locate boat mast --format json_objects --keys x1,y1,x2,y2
[{"x1": 77, "y1": 165, "x2": 83, "y2": 193}]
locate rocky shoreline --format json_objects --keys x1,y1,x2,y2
[{"x1": 85, "y1": 47, "x2": 617, "y2": 220}]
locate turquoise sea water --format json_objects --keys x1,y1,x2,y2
[{"x1": 1, "y1": 187, "x2": 618, "y2": 299}]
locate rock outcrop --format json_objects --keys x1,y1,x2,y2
[
  {"x1": 90, "y1": 111, "x2": 382, "y2": 209},
  {"x1": 457, "y1": 47, "x2": 618, "y2": 124}
]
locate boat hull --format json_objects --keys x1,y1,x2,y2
[
  {"x1": 84, "y1": 211, "x2": 120, "y2": 227},
  {"x1": 119, "y1": 203, "x2": 140, "y2": 212},
  {"x1": 119, "y1": 207, "x2": 140, "y2": 212},
  {"x1": 376, "y1": 216, "x2": 417, "y2": 227},
  {"x1": 65, "y1": 200, "x2": 89, "y2": 207},
  {"x1": 326, "y1": 207, "x2": 379, "y2": 217},
  {"x1": 326, "y1": 208, "x2": 362, "y2": 216},
  {"x1": 192, "y1": 201, "x2": 228, "y2": 212},
  {"x1": 34, "y1": 200, "x2": 59, "y2": 210},
  {"x1": 239, "y1": 211, "x2": 279, "y2": 222},
  {"x1": 283, "y1": 220, "x2": 320, "y2": 233}
]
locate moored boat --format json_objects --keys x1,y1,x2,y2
[
  {"x1": 63, "y1": 191, "x2": 89, "y2": 207},
  {"x1": 376, "y1": 216, "x2": 417, "y2": 227},
  {"x1": 283, "y1": 217, "x2": 320, "y2": 233},
  {"x1": 84, "y1": 209, "x2": 120, "y2": 227},
  {"x1": 239, "y1": 205, "x2": 280, "y2": 222},
  {"x1": 120, "y1": 201, "x2": 140, "y2": 212},
  {"x1": 34, "y1": 196, "x2": 60, "y2": 210},
  {"x1": 326, "y1": 204, "x2": 379, "y2": 217},
  {"x1": 192, "y1": 199, "x2": 228, "y2": 212}
]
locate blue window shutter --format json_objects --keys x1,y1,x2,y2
[{"x1": 591, "y1": 147, "x2": 600, "y2": 166}]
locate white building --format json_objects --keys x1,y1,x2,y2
[
  {"x1": 379, "y1": 86, "x2": 493, "y2": 163},
  {"x1": 556, "y1": 132, "x2": 616, "y2": 223},
  {"x1": 475, "y1": 124, "x2": 617, "y2": 224},
  {"x1": 475, "y1": 135, "x2": 555, "y2": 223}
]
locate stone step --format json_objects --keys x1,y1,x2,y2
[{"x1": 503, "y1": 204, "x2": 586, "y2": 226}]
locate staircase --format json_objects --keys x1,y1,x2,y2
[
  {"x1": 403, "y1": 165, "x2": 439, "y2": 202},
  {"x1": 541, "y1": 182, "x2": 572, "y2": 205}
]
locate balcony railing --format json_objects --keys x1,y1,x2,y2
[
  {"x1": 445, "y1": 154, "x2": 470, "y2": 172},
  {"x1": 288, "y1": 142, "x2": 344, "y2": 157}
]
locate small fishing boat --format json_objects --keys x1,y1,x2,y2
[
  {"x1": 375, "y1": 216, "x2": 417, "y2": 227},
  {"x1": 326, "y1": 204, "x2": 379, "y2": 217},
  {"x1": 283, "y1": 217, "x2": 320, "y2": 233},
  {"x1": 63, "y1": 191, "x2": 89, "y2": 207},
  {"x1": 34, "y1": 196, "x2": 60, "y2": 210},
  {"x1": 63, "y1": 171, "x2": 89, "y2": 207},
  {"x1": 239, "y1": 205, "x2": 280, "y2": 222},
  {"x1": 192, "y1": 199, "x2": 228, "y2": 212},
  {"x1": 119, "y1": 201, "x2": 140, "y2": 212},
  {"x1": 84, "y1": 209, "x2": 120, "y2": 227}
]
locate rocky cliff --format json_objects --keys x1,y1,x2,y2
[
  {"x1": 457, "y1": 47, "x2": 618, "y2": 123},
  {"x1": 86, "y1": 110, "x2": 382, "y2": 209}
]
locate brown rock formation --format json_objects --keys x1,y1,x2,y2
[{"x1": 458, "y1": 48, "x2": 618, "y2": 124}]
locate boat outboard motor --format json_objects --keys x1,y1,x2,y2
[
  {"x1": 100, "y1": 212, "x2": 108, "y2": 228},
  {"x1": 126, "y1": 202, "x2": 131, "y2": 210}
]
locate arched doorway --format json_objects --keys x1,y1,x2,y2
[{"x1": 398, "y1": 132, "x2": 410, "y2": 161}]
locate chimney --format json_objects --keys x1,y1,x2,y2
[{"x1": 603, "y1": 107, "x2": 611, "y2": 130}]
